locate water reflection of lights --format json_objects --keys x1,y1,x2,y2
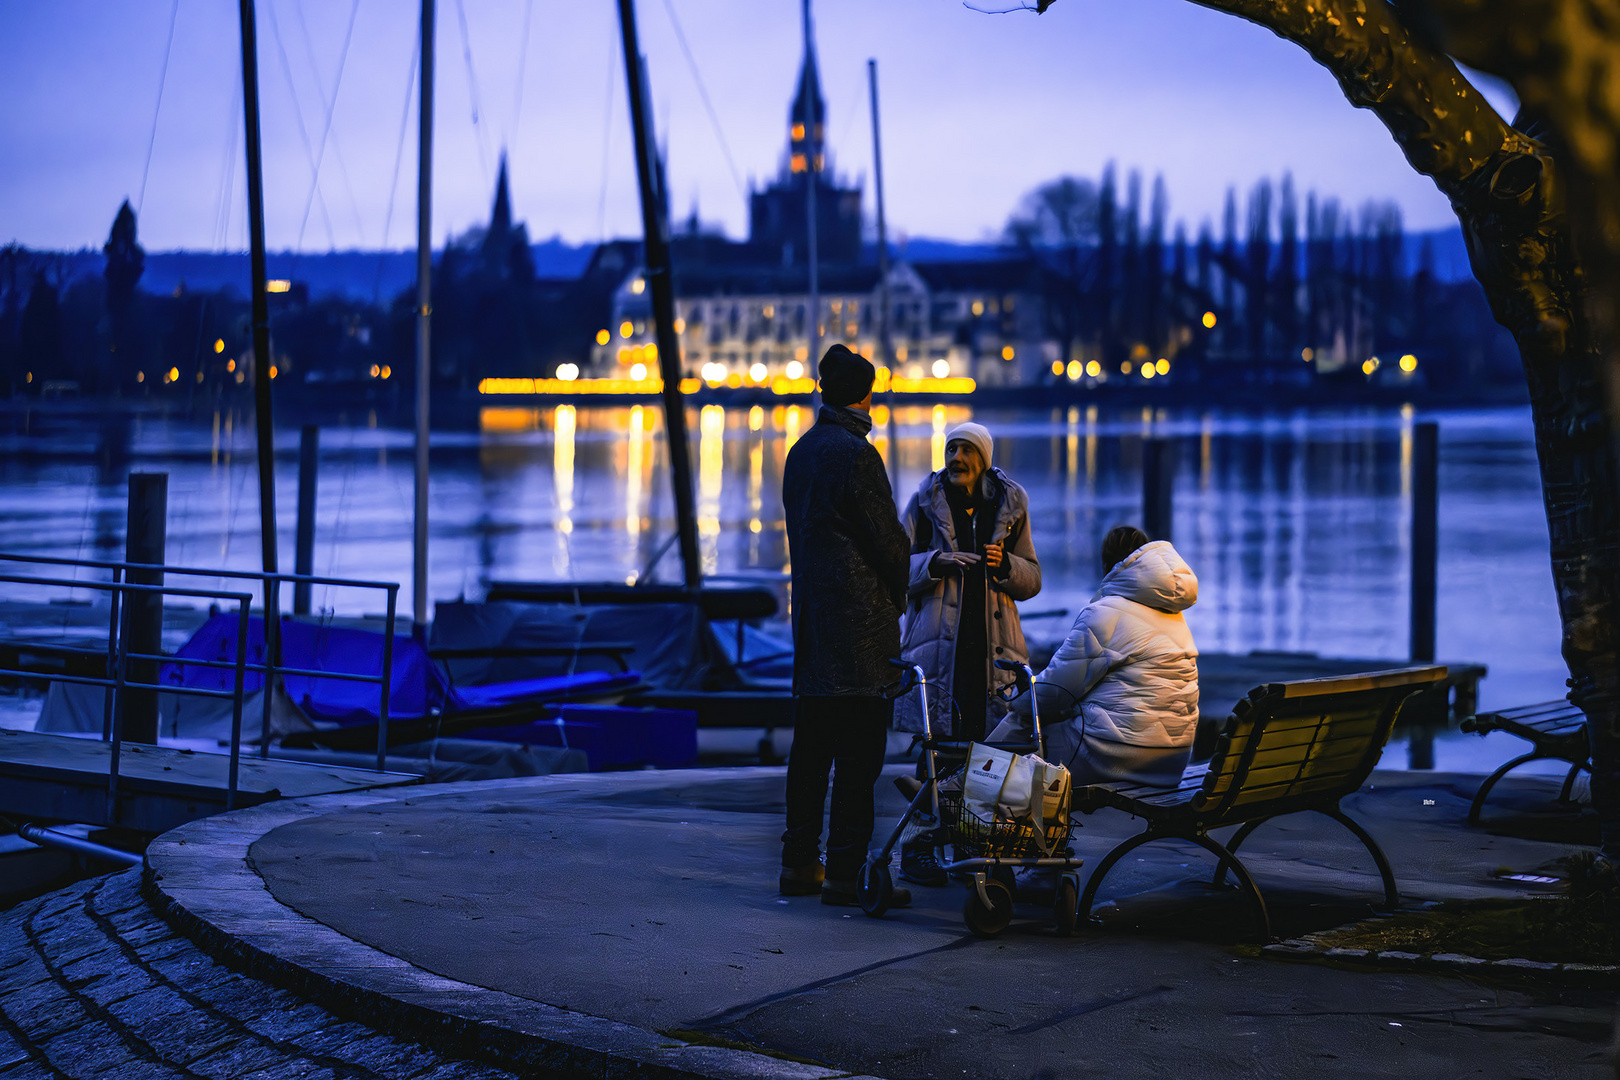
[
  {"x1": 626, "y1": 405, "x2": 647, "y2": 538},
  {"x1": 931, "y1": 404, "x2": 947, "y2": 472},
  {"x1": 1085, "y1": 404, "x2": 1098, "y2": 489},
  {"x1": 553, "y1": 406, "x2": 576, "y2": 559},
  {"x1": 784, "y1": 406, "x2": 804, "y2": 451},
  {"x1": 699, "y1": 404, "x2": 725, "y2": 572}
]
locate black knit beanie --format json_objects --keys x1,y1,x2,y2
[{"x1": 818, "y1": 344, "x2": 875, "y2": 408}]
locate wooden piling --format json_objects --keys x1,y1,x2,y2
[
  {"x1": 1408, "y1": 421, "x2": 1440, "y2": 769},
  {"x1": 1143, "y1": 437, "x2": 1175, "y2": 541},
  {"x1": 124, "y1": 473, "x2": 166, "y2": 744}
]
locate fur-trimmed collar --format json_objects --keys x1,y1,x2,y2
[{"x1": 913, "y1": 467, "x2": 1027, "y2": 549}]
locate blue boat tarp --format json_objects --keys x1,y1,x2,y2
[
  {"x1": 455, "y1": 703, "x2": 697, "y2": 770},
  {"x1": 447, "y1": 670, "x2": 641, "y2": 711},
  {"x1": 160, "y1": 615, "x2": 639, "y2": 726}
]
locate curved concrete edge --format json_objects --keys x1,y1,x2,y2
[{"x1": 141, "y1": 774, "x2": 881, "y2": 1080}]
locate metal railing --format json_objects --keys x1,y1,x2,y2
[{"x1": 0, "y1": 553, "x2": 403, "y2": 820}]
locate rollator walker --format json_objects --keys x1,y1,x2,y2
[{"x1": 857, "y1": 659, "x2": 1085, "y2": 937}]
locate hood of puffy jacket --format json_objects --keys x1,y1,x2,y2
[{"x1": 1095, "y1": 540, "x2": 1197, "y2": 613}]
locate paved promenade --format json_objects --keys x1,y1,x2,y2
[{"x1": 3, "y1": 765, "x2": 1615, "y2": 1079}]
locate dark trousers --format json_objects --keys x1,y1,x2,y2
[{"x1": 782, "y1": 694, "x2": 891, "y2": 880}]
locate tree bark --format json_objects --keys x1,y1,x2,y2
[{"x1": 1038, "y1": 0, "x2": 1620, "y2": 857}]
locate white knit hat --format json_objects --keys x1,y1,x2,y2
[{"x1": 944, "y1": 422, "x2": 993, "y2": 470}]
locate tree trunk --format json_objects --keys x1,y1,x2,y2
[{"x1": 1036, "y1": 0, "x2": 1620, "y2": 856}]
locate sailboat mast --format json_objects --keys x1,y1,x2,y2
[
  {"x1": 802, "y1": 0, "x2": 821, "y2": 385},
  {"x1": 414, "y1": 0, "x2": 435, "y2": 634},
  {"x1": 868, "y1": 58, "x2": 898, "y2": 486},
  {"x1": 236, "y1": 0, "x2": 279, "y2": 613},
  {"x1": 616, "y1": 0, "x2": 702, "y2": 589}
]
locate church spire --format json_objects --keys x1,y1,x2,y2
[
  {"x1": 480, "y1": 154, "x2": 533, "y2": 281},
  {"x1": 788, "y1": 1, "x2": 823, "y2": 175}
]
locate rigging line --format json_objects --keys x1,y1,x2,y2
[
  {"x1": 658, "y1": 0, "x2": 744, "y2": 202},
  {"x1": 137, "y1": 0, "x2": 182, "y2": 216},
  {"x1": 510, "y1": 0, "x2": 534, "y2": 147},
  {"x1": 595, "y1": 27, "x2": 619, "y2": 244},
  {"x1": 290, "y1": 0, "x2": 362, "y2": 255},
  {"x1": 374, "y1": 35, "x2": 421, "y2": 301},
  {"x1": 212, "y1": 75, "x2": 241, "y2": 251},
  {"x1": 291, "y1": 0, "x2": 366, "y2": 246},
  {"x1": 452, "y1": 0, "x2": 492, "y2": 190},
  {"x1": 263, "y1": 0, "x2": 337, "y2": 251}
]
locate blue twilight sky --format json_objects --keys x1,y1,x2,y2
[{"x1": 0, "y1": 0, "x2": 1519, "y2": 254}]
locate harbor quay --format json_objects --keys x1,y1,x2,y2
[{"x1": 1, "y1": 764, "x2": 1609, "y2": 1080}]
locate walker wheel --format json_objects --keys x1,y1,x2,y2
[
  {"x1": 858, "y1": 859, "x2": 893, "y2": 918},
  {"x1": 963, "y1": 880, "x2": 1014, "y2": 938},
  {"x1": 1054, "y1": 875, "x2": 1080, "y2": 937}
]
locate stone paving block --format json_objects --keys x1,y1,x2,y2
[
  {"x1": 65, "y1": 960, "x2": 158, "y2": 1008},
  {"x1": 401, "y1": 1059, "x2": 524, "y2": 1080},
  {"x1": 1, "y1": 982, "x2": 93, "y2": 1043},
  {"x1": 0, "y1": 1059, "x2": 57, "y2": 1080},
  {"x1": 0, "y1": 1027, "x2": 29, "y2": 1072},
  {"x1": 39, "y1": 1018, "x2": 147, "y2": 1078},
  {"x1": 238, "y1": 999, "x2": 343, "y2": 1044},
  {"x1": 102, "y1": 920, "x2": 177, "y2": 953},
  {"x1": 80, "y1": 1059, "x2": 185, "y2": 1080},
  {"x1": 186, "y1": 1036, "x2": 317, "y2": 1080},
  {"x1": 295, "y1": 1023, "x2": 443, "y2": 1076},
  {"x1": 102, "y1": 986, "x2": 242, "y2": 1067},
  {"x1": 184, "y1": 971, "x2": 290, "y2": 1023},
  {"x1": 143, "y1": 948, "x2": 228, "y2": 988},
  {"x1": 0, "y1": 960, "x2": 52, "y2": 998},
  {"x1": 231, "y1": 1063, "x2": 344, "y2": 1080},
  {"x1": 28, "y1": 924, "x2": 115, "y2": 973},
  {"x1": 128, "y1": 933, "x2": 199, "y2": 966}
]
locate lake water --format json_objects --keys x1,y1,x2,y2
[{"x1": 0, "y1": 399, "x2": 1576, "y2": 775}]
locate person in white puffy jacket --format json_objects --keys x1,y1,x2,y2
[{"x1": 992, "y1": 525, "x2": 1200, "y2": 787}]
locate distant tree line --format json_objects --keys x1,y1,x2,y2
[{"x1": 1005, "y1": 165, "x2": 1519, "y2": 388}]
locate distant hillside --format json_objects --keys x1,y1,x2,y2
[{"x1": 26, "y1": 227, "x2": 1478, "y2": 303}]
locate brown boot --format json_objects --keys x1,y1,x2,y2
[{"x1": 779, "y1": 861, "x2": 825, "y2": 896}]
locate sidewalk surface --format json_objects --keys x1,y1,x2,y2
[{"x1": 127, "y1": 764, "x2": 1616, "y2": 1080}]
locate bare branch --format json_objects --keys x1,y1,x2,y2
[{"x1": 963, "y1": 0, "x2": 1056, "y2": 12}]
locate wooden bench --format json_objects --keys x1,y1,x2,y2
[
  {"x1": 1458, "y1": 700, "x2": 1589, "y2": 823},
  {"x1": 1071, "y1": 665, "x2": 1447, "y2": 941}
]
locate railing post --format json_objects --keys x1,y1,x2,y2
[
  {"x1": 294, "y1": 426, "x2": 319, "y2": 615},
  {"x1": 1142, "y1": 437, "x2": 1175, "y2": 542},
  {"x1": 378, "y1": 586, "x2": 396, "y2": 773},
  {"x1": 124, "y1": 473, "x2": 167, "y2": 742},
  {"x1": 102, "y1": 566, "x2": 123, "y2": 741},
  {"x1": 106, "y1": 595, "x2": 133, "y2": 826},
  {"x1": 261, "y1": 577, "x2": 279, "y2": 757},
  {"x1": 228, "y1": 598, "x2": 250, "y2": 810}
]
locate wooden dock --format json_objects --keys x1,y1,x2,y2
[{"x1": 0, "y1": 729, "x2": 419, "y2": 835}]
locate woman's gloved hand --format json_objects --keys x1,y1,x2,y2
[{"x1": 930, "y1": 550, "x2": 982, "y2": 576}]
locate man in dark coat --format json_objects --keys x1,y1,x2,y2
[{"x1": 780, "y1": 344, "x2": 912, "y2": 906}]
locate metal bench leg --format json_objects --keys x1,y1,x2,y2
[
  {"x1": 1467, "y1": 752, "x2": 1542, "y2": 825},
  {"x1": 1212, "y1": 817, "x2": 1273, "y2": 888},
  {"x1": 1320, "y1": 809, "x2": 1398, "y2": 909},
  {"x1": 1557, "y1": 762, "x2": 1589, "y2": 805},
  {"x1": 1077, "y1": 830, "x2": 1159, "y2": 922},
  {"x1": 1187, "y1": 833, "x2": 1272, "y2": 943}
]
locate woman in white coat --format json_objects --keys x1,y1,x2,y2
[{"x1": 995, "y1": 525, "x2": 1200, "y2": 787}]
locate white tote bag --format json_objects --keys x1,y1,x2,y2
[{"x1": 963, "y1": 742, "x2": 1017, "y2": 821}]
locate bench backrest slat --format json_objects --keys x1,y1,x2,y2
[{"x1": 1195, "y1": 666, "x2": 1446, "y2": 817}]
